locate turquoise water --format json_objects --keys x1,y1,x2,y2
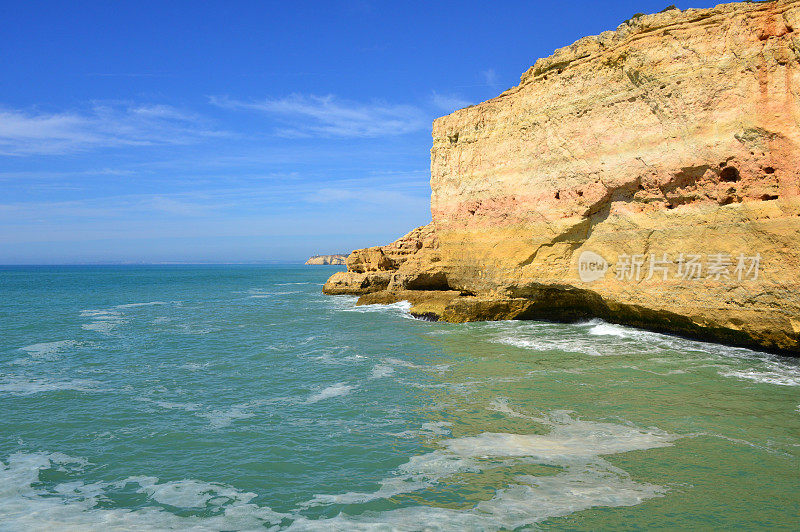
[{"x1": 1, "y1": 265, "x2": 798, "y2": 530}]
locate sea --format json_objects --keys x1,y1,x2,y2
[{"x1": 1, "y1": 265, "x2": 798, "y2": 530}]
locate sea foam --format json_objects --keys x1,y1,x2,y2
[
  {"x1": 305, "y1": 382, "x2": 354, "y2": 404},
  {"x1": 0, "y1": 412, "x2": 678, "y2": 531},
  {"x1": 113, "y1": 301, "x2": 169, "y2": 309},
  {"x1": 0, "y1": 452, "x2": 286, "y2": 531},
  {"x1": 296, "y1": 411, "x2": 676, "y2": 530},
  {"x1": 18, "y1": 340, "x2": 81, "y2": 362},
  {"x1": 719, "y1": 363, "x2": 800, "y2": 386},
  {"x1": 0, "y1": 376, "x2": 102, "y2": 396},
  {"x1": 80, "y1": 309, "x2": 126, "y2": 334},
  {"x1": 369, "y1": 364, "x2": 395, "y2": 379}
]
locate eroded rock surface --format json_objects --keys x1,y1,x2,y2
[
  {"x1": 322, "y1": 224, "x2": 445, "y2": 296},
  {"x1": 325, "y1": 0, "x2": 800, "y2": 355},
  {"x1": 305, "y1": 254, "x2": 347, "y2": 265}
]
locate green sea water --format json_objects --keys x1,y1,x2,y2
[{"x1": 1, "y1": 265, "x2": 798, "y2": 530}]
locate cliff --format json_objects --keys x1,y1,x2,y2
[
  {"x1": 324, "y1": 0, "x2": 800, "y2": 355},
  {"x1": 305, "y1": 254, "x2": 347, "y2": 265}
]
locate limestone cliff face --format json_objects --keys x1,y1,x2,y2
[
  {"x1": 323, "y1": 224, "x2": 443, "y2": 294},
  {"x1": 305, "y1": 254, "x2": 347, "y2": 265},
  {"x1": 325, "y1": 0, "x2": 800, "y2": 355}
]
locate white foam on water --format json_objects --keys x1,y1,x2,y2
[
  {"x1": 179, "y1": 362, "x2": 211, "y2": 371},
  {"x1": 79, "y1": 309, "x2": 121, "y2": 318},
  {"x1": 1, "y1": 413, "x2": 675, "y2": 530},
  {"x1": 247, "y1": 289, "x2": 302, "y2": 299},
  {"x1": 176, "y1": 324, "x2": 218, "y2": 335},
  {"x1": 588, "y1": 322, "x2": 630, "y2": 337},
  {"x1": 81, "y1": 321, "x2": 118, "y2": 333},
  {"x1": 579, "y1": 319, "x2": 679, "y2": 345},
  {"x1": 488, "y1": 398, "x2": 547, "y2": 422},
  {"x1": 114, "y1": 301, "x2": 169, "y2": 309},
  {"x1": 299, "y1": 476, "x2": 432, "y2": 509},
  {"x1": 137, "y1": 397, "x2": 264, "y2": 429},
  {"x1": 492, "y1": 319, "x2": 791, "y2": 372},
  {"x1": 420, "y1": 421, "x2": 452, "y2": 435},
  {"x1": 248, "y1": 294, "x2": 271, "y2": 299},
  {"x1": 368, "y1": 364, "x2": 395, "y2": 379},
  {"x1": 0, "y1": 376, "x2": 102, "y2": 396},
  {"x1": 153, "y1": 401, "x2": 202, "y2": 412},
  {"x1": 718, "y1": 362, "x2": 800, "y2": 386},
  {"x1": 690, "y1": 431, "x2": 792, "y2": 456},
  {"x1": 8, "y1": 358, "x2": 35, "y2": 366},
  {"x1": 469, "y1": 465, "x2": 665, "y2": 531},
  {"x1": 361, "y1": 300, "x2": 412, "y2": 313},
  {"x1": 642, "y1": 368, "x2": 687, "y2": 376},
  {"x1": 324, "y1": 294, "x2": 359, "y2": 310},
  {"x1": 330, "y1": 296, "x2": 417, "y2": 319},
  {"x1": 305, "y1": 382, "x2": 355, "y2": 404},
  {"x1": 200, "y1": 404, "x2": 258, "y2": 429},
  {"x1": 0, "y1": 452, "x2": 287, "y2": 531},
  {"x1": 80, "y1": 302, "x2": 175, "y2": 334},
  {"x1": 393, "y1": 421, "x2": 453, "y2": 439},
  {"x1": 441, "y1": 418, "x2": 676, "y2": 461},
  {"x1": 495, "y1": 335, "x2": 604, "y2": 356},
  {"x1": 80, "y1": 309, "x2": 127, "y2": 334},
  {"x1": 579, "y1": 319, "x2": 785, "y2": 364},
  {"x1": 128, "y1": 476, "x2": 258, "y2": 508},
  {"x1": 19, "y1": 340, "x2": 79, "y2": 359},
  {"x1": 383, "y1": 357, "x2": 451, "y2": 374},
  {"x1": 354, "y1": 300, "x2": 414, "y2": 319},
  {"x1": 295, "y1": 412, "x2": 676, "y2": 530},
  {"x1": 135, "y1": 397, "x2": 202, "y2": 413},
  {"x1": 300, "y1": 347, "x2": 367, "y2": 366}
]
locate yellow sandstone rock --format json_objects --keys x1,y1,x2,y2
[
  {"x1": 325, "y1": 0, "x2": 800, "y2": 355},
  {"x1": 305, "y1": 254, "x2": 347, "y2": 265}
]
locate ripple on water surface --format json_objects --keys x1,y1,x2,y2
[{"x1": 1, "y1": 266, "x2": 797, "y2": 530}]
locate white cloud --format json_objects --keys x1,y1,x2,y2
[
  {"x1": 430, "y1": 91, "x2": 473, "y2": 113},
  {"x1": 146, "y1": 196, "x2": 229, "y2": 216},
  {"x1": 0, "y1": 178, "x2": 431, "y2": 248},
  {"x1": 304, "y1": 187, "x2": 428, "y2": 208},
  {"x1": 0, "y1": 174, "x2": 430, "y2": 225},
  {"x1": 0, "y1": 103, "x2": 224, "y2": 156},
  {"x1": 482, "y1": 68, "x2": 499, "y2": 89},
  {"x1": 210, "y1": 94, "x2": 427, "y2": 137}
]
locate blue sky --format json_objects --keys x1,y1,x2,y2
[{"x1": 1, "y1": 0, "x2": 719, "y2": 263}]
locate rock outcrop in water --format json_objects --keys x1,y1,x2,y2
[
  {"x1": 324, "y1": 0, "x2": 800, "y2": 355},
  {"x1": 305, "y1": 254, "x2": 347, "y2": 265}
]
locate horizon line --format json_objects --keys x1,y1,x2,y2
[{"x1": 0, "y1": 261, "x2": 348, "y2": 266}]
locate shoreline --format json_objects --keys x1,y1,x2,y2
[{"x1": 323, "y1": 0, "x2": 800, "y2": 356}]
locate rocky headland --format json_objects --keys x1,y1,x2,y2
[
  {"x1": 324, "y1": 0, "x2": 800, "y2": 355},
  {"x1": 306, "y1": 254, "x2": 347, "y2": 265}
]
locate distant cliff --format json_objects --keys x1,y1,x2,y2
[
  {"x1": 324, "y1": 0, "x2": 800, "y2": 355},
  {"x1": 306, "y1": 254, "x2": 347, "y2": 265}
]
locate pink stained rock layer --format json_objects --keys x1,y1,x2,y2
[{"x1": 324, "y1": 0, "x2": 800, "y2": 355}]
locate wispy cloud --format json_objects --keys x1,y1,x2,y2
[
  {"x1": 481, "y1": 68, "x2": 499, "y2": 89},
  {"x1": 210, "y1": 94, "x2": 427, "y2": 137},
  {"x1": 0, "y1": 175, "x2": 431, "y2": 246},
  {"x1": 304, "y1": 187, "x2": 428, "y2": 209},
  {"x1": 0, "y1": 174, "x2": 429, "y2": 221},
  {"x1": 0, "y1": 103, "x2": 225, "y2": 156},
  {"x1": 430, "y1": 91, "x2": 473, "y2": 113}
]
